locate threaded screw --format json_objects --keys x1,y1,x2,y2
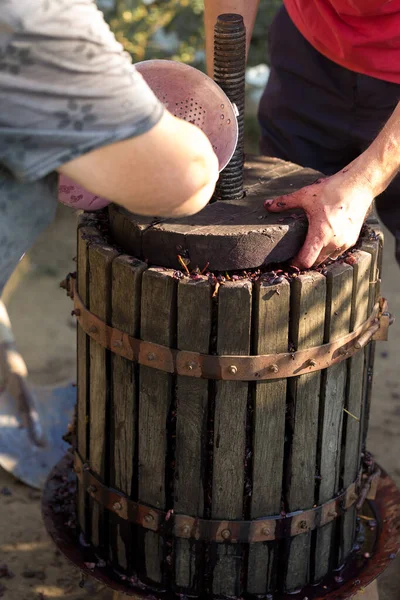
[{"x1": 213, "y1": 14, "x2": 246, "y2": 202}]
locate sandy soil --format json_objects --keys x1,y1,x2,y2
[{"x1": 0, "y1": 205, "x2": 399, "y2": 600}]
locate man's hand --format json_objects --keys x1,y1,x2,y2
[
  {"x1": 265, "y1": 101, "x2": 400, "y2": 269},
  {"x1": 264, "y1": 170, "x2": 375, "y2": 268}
]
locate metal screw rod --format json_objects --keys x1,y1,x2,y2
[{"x1": 213, "y1": 14, "x2": 246, "y2": 201}]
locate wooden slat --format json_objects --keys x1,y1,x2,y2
[
  {"x1": 138, "y1": 268, "x2": 177, "y2": 583},
  {"x1": 340, "y1": 251, "x2": 371, "y2": 564},
  {"x1": 108, "y1": 204, "x2": 147, "y2": 259},
  {"x1": 77, "y1": 224, "x2": 99, "y2": 536},
  {"x1": 360, "y1": 233, "x2": 383, "y2": 451},
  {"x1": 314, "y1": 263, "x2": 353, "y2": 581},
  {"x1": 174, "y1": 277, "x2": 212, "y2": 593},
  {"x1": 247, "y1": 279, "x2": 290, "y2": 595},
  {"x1": 211, "y1": 281, "x2": 252, "y2": 597},
  {"x1": 285, "y1": 273, "x2": 326, "y2": 592},
  {"x1": 89, "y1": 242, "x2": 119, "y2": 548},
  {"x1": 370, "y1": 228, "x2": 384, "y2": 303},
  {"x1": 110, "y1": 256, "x2": 147, "y2": 570},
  {"x1": 360, "y1": 237, "x2": 381, "y2": 316}
]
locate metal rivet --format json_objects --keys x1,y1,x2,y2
[
  {"x1": 113, "y1": 502, "x2": 122, "y2": 511},
  {"x1": 144, "y1": 513, "x2": 154, "y2": 523},
  {"x1": 113, "y1": 340, "x2": 123, "y2": 348},
  {"x1": 182, "y1": 525, "x2": 191, "y2": 535},
  {"x1": 221, "y1": 529, "x2": 231, "y2": 540},
  {"x1": 87, "y1": 485, "x2": 97, "y2": 494},
  {"x1": 269, "y1": 364, "x2": 279, "y2": 374},
  {"x1": 308, "y1": 359, "x2": 317, "y2": 368},
  {"x1": 229, "y1": 365, "x2": 238, "y2": 375},
  {"x1": 339, "y1": 347, "x2": 347, "y2": 356},
  {"x1": 299, "y1": 520, "x2": 307, "y2": 530},
  {"x1": 187, "y1": 362, "x2": 197, "y2": 371},
  {"x1": 262, "y1": 526, "x2": 271, "y2": 536},
  {"x1": 147, "y1": 353, "x2": 156, "y2": 362},
  {"x1": 89, "y1": 326, "x2": 98, "y2": 334}
]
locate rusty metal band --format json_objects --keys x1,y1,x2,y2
[
  {"x1": 64, "y1": 275, "x2": 392, "y2": 381},
  {"x1": 74, "y1": 451, "x2": 380, "y2": 544}
]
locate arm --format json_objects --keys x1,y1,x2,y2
[
  {"x1": 265, "y1": 102, "x2": 400, "y2": 268},
  {"x1": 58, "y1": 110, "x2": 219, "y2": 218},
  {"x1": 0, "y1": 0, "x2": 218, "y2": 220},
  {"x1": 204, "y1": 0, "x2": 260, "y2": 77}
]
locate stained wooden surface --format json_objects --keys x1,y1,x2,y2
[
  {"x1": 109, "y1": 156, "x2": 321, "y2": 271},
  {"x1": 314, "y1": 263, "x2": 353, "y2": 581},
  {"x1": 211, "y1": 281, "x2": 252, "y2": 596},
  {"x1": 360, "y1": 233, "x2": 383, "y2": 452},
  {"x1": 247, "y1": 278, "x2": 290, "y2": 595},
  {"x1": 89, "y1": 243, "x2": 119, "y2": 548},
  {"x1": 110, "y1": 256, "x2": 147, "y2": 569},
  {"x1": 76, "y1": 224, "x2": 96, "y2": 535},
  {"x1": 285, "y1": 273, "x2": 326, "y2": 591},
  {"x1": 138, "y1": 268, "x2": 177, "y2": 583},
  {"x1": 174, "y1": 277, "x2": 212, "y2": 593},
  {"x1": 340, "y1": 251, "x2": 371, "y2": 563}
]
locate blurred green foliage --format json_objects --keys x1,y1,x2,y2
[{"x1": 104, "y1": 0, "x2": 281, "y2": 68}]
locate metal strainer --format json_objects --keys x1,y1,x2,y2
[{"x1": 136, "y1": 59, "x2": 239, "y2": 172}]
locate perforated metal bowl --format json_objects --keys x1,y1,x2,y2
[{"x1": 136, "y1": 59, "x2": 239, "y2": 171}]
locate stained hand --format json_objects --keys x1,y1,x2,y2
[{"x1": 264, "y1": 169, "x2": 375, "y2": 269}]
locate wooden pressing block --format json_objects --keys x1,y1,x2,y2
[{"x1": 109, "y1": 156, "x2": 321, "y2": 272}]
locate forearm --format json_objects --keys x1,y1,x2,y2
[
  {"x1": 354, "y1": 101, "x2": 400, "y2": 197},
  {"x1": 264, "y1": 101, "x2": 400, "y2": 268},
  {"x1": 59, "y1": 112, "x2": 219, "y2": 218},
  {"x1": 204, "y1": 0, "x2": 260, "y2": 77}
]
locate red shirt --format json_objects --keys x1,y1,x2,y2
[{"x1": 283, "y1": 0, "x2": 400, "y2": 83}]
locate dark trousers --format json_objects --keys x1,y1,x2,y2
[{"x1": 258, "y1": 5, "x2": 400, "y2": 264}]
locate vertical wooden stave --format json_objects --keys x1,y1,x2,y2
[
  {"x1": 108, "y1": 204, "x2": 143, "y2": 258},
  {"x1": 285, "y1": 273, "x2": 326, "y2": 592},
  {"x1": 211, "y1": 281, "x2": 252, "y2": 597},
  {"x1": 76, "y1": 223, "x2": 99, "y2": 537},
  {"x1": 174, "y1": 277, "x2": 212, "y2": 594},
  {"x1": 340, "y1": 251, "x2": 371, "y2": 563},
  {"x1": 360, "y1": 232, "x2": 383, "y2": 450},
  {"x1": 247, "y1": 279, "x2": 290, "y2": 595},
  {"x1": 138, "y1": 268, "x2": 177, "y2": 584},
  {"x1": 313, "y1": 264, "x2": 353, "y2": 581},
  {"x1": 109, "y1": 256, "x2": 147, "y2": 571},
  {"x1": 89, "y1": 243, "x2": 119, "y2": 549}
]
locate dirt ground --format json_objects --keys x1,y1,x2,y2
[{"x1": 0, "y1": 204, "x2": 399, "y2": 600}]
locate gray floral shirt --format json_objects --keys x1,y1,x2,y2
[{"x1": 0, "y1": 0, "x2": 164, "y2": 293}]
